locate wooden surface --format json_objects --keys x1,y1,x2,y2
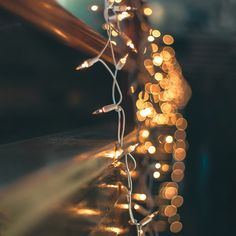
[
  {"x1": 0, "y1": 128, "x2": 138, "y2": 236},
  {"x1": 0, "y1": 0, "x2": 135, "y2": 70}
]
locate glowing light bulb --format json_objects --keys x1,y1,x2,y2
[
  {"x1": 92, "y1": 104, "x2": 119, "y2": 114},
  {"x1": 133, "y1": 193, "x2": 147, "y2": 201},
  {"x1": 76, "y1": 57, "x2": 98, "y2": 70},
  {"x1": 116, "y1": 54, "x2": 129, "y2": 70},
  {"x1": 139, "y1": 210, "x2": 159, "y2": 227},
  {"x1": 117, "y1": 11, "x2": 131, "y2": 21},
  {"x1": 128, "y1": 143, "x2": 139, "y2": 152},
  {"x1": 127, "y1": 40, "x2": 137, "y2": 52}
]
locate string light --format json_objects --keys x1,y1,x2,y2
[{"x1": 76, "y1": 1, "x2": 190, "y2": 235}]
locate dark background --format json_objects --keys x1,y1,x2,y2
[{"x1": 0, "y1": 1, "x2": 236, "y2": 236}]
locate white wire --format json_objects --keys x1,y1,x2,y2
[{"x1": 90, "y1": 2, "x2": 153, "y2": 235}]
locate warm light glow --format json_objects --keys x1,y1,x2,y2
[
  {"x1": 153, "y1": 171, "x2": 161, "y2": 179},
  {"x1": 164, "y1": 205, "x2": 177, "y2": 217},
  {"x1": 161, "y1": 164, "x2": 170, "y2": 172},
  {"x1": 155, "y1": 163, "x2": 161, "y2": 169},
  {"x1": 118, "y1": 11, "x2": 131, "y2": 21},
  {"x1": 143, "y1": 7, "x2": 153, "y2": 16},
  {"x1": 71, "y1": 208, "x2": 101, "y2": 216},
  {"x1": 171, "y1": 195, "x2": 184, "y2": 207},
  {"x1": 166, "y1": 135, "x2": 174, "y2": 143},
  {"x1": 148, "y1": 146, "x2": 156, "y2": 154},
  {"x1": 170, "y1": 221, "x2": 183, "y2": 233},
  {"x1": 148, "y1": 35, "x2": 155, "y2": 42},
  {"x1": 153, "y1": 55, "x2": 163, "y2": 66},
  {"x1": 154, "y1": 72, "x2": 163, "y2": 81},
  {"x1": 133, "y1": 193, "x2": 147, "y2": 201},
  {"x1": 90, "y1": 5, "x2": 98, "y2": 11},
  {"x1": 173, "y1": 148, "x2": 186, "y2": 161},
  {"x1": 105, "y1": 149, "x2": 123, "y2": 159},
  {"x1": 140, "y1": 129, "x2": 150, "y2": 138},
  {"x1": 163, "y1": 35, "x2": 174, "y2": 45},
  {"x1": 140, "y1": 108, "x2": 152, "y2": 117},
  {"x1": 103, "y1": 226, "x2": 126, "y2": 234},
  {"x1": 163, "y1": 187, "x2": 178, "y2": 199},
  {"x1": 115, "y1": 203, "x2": 129, "y2": 209},
  {"x1": 152, "y1": 30, "x2": 161, "y2": 38}
]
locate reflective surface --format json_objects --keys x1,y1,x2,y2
[{"x1": 0, "y1": 127, "x2": 137, "y2": 236}]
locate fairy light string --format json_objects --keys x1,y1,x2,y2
[{"x1": 77, "y1": 0, "x2": 191, "y2": 235}]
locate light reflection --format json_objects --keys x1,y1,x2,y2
[
  {"x1": 133, "y1": 193, "x2": 147, "y2": 201},
  {"x1": 70, "y1": 207, "x2": 101, "y2": 216}
]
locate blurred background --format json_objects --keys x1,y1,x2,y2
[{"x1": 0, "y1": 0, "x2": 236, "y2": 235}]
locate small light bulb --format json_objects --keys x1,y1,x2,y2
[
  {"x1": 116, "y1": 54, "x2": 129, "y2": 70},
  {"x1": 92, "y1": 104, "x2": 119, "y2": 114},
  {"x1": 113, "y1": 6, "x2": 136, "y2": 12},
  {"x1": 117, "y1": 11, "x2": 131, "y2": 21},
  {"x1": 139, "y1": 210, "x2": 159, "y2": 227},
  {"x1": 76, "y1": 57, "x2": 98, "y2": 70}
]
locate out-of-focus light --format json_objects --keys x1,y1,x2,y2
[
  {"x1": 153, "y1": 171, "x2": 161, "y2": 179},
  {"x1": 115, "y1": 203, "x2": 129, "y2": 209},
  {"x1": 161, "y1": 164, "x2": 170, "y2": 172},
  {"x1": 133, "y1": 193, "x2": 147, "y2": 201},
  {"x1": 151, "y1": 43, "x2": 158, "y2": 52},
  {"x1": 163, "y1": 35, "x2": 174, "y2": 45},
  {"x1": 166, "y1": 135, "x2": 173, "y2": 143},
  {"x1": 144, "y1": 7, "x2": 153, "y2": 16},
  {"x1": 173, "y1": 148, "x2": 186, "y2": 161},
  {"x1": 148, "y1": 146, "x2": 156, "y2": 154},
  {"x1": 171, "y1": 169, "x2": 184, "y2": 182},
  {"x1": 170, "y1": 221, "x2": 183, "y2": 233},
  {"x1": 140, "y1": 108, "x2": 152, "y2": 117},
  {"x1": 152, "y1": 30, "x2": 161, "y2": 38},
  {"x1": 155, "y1": 163, "x2": 161, "y2": 169},
  {"x1": 117, "y1": 11, "x2": 131, "y2": 21},
  {"x1": 164, "y1": 205, "x2": 177, "y2": 217},
  {"x1": 163, "y1": 187, "x2": 178, "y2": 199},
  {"x1": 153, "y1": 55, "x2": 163, "y2": 66},
  {"x1": 154, "y1": 72, "x2": 163, "y2": 81},
  {"x1": 141, "y1": 129, "x2": 150, "y2": 138},
  {"x1": 71, "y1": 208, "x2": 101, "y2": 216},
  {"x1": 148, "y1": 35, "x2": 155, "y2": 42},
  {"x1": 90, "y1": 5, "x2": 98, "y2": 11},
  {"x1": 171, "y1": 195, "x2": 184, "y2": 207},
  {"x1": 103, "y1": 226, "x2": 127, "y2": 234}
]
